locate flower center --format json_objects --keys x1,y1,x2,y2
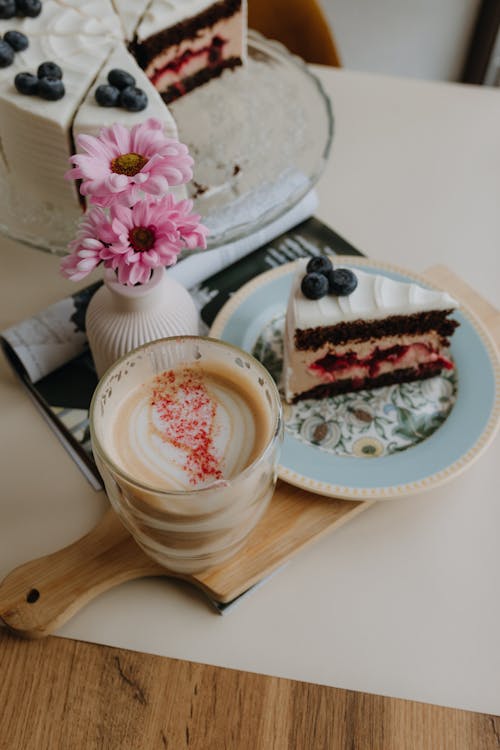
[
  {"x1": 129, "y1": 226, "x2": 155, "y2": 252},
  {"x1": 111, "y1": 152, "x2": 148, "y2": 176}
]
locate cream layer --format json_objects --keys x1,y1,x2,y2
[
  {"x1": 284, "y1": 331, "x2": 451, "y2": 401},
  {"x1": 294, "y1": 331, "x2": 445, "y2": 362}
]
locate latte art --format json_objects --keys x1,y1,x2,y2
[
  {"x1": 91, "y1": 337, "x2": 283, "y2": 574},
  {"x1": 110, "y1": 363, "x2": 271, "y2": 490}
]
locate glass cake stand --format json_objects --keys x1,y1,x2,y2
[{"x1": 0, "y1": 31, "x2": 333, "y2": 255}]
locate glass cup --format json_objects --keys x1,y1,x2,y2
[{"x1": 90, "y1": 336, "x2": 283, "y2": 574}]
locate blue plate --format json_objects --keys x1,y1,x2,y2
[{"x1": 210, "y1": 259, "x2": 500, "y2": 499}]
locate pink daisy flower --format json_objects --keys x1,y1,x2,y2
[
  {"x1": 66, "y1": 118, "x2": 194, "y2": 207},
  {"x1": 103, "y1": 196, "x2": 208, "y2": 286},
  {"x1": 163, "y1": 195, "x2": 211, "y2": 250},
  {"x1": 60, "y1": 196, "x2": 208, "y2": 286},
  {"x1": 60, "y1": 207, "x2": 111, "y2": 281}
]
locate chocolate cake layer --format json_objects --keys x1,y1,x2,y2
[
  {"x1": 132, "y1": 0, "x2": 242, "y2": 70},
  {"x1": 294, "y1": 310, "x2": 459, "y2": 351},
  {"x1": 291, "y1": 363, "x2": 444, "y2": 403},
  {"x1": 161, "y1": 56, "x2": 241, "y2": 103}
]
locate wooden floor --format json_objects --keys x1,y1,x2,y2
[{"x1": 1, "y1": 630, "x2": 498, "y2": 749}]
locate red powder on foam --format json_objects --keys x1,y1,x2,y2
[{"x1": 150, "y1": 368, "x2": 223, "y2": 486}]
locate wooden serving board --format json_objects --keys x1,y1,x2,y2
[
  {"x1": 0, "y1": 266, "x2": 497, "y2": 639},
  {"x1": 0, "y1": 484, "x2": 369, "y2": 638}
]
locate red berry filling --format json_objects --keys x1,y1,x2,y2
[{"x1": 310, "y1": 343, "x2": 454, "y2": 381}]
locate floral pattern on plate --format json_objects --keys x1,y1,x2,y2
[{"x1": 252, "y1": 314, "x2": 458, "y2": 458}]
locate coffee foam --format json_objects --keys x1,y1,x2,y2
[{"x1": 108, "y1": 361, "x2": 272, "y2": 490}]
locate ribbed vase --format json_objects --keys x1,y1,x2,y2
[{"x1": 86, "y1": 266, "x2": 199, "y2": 378}]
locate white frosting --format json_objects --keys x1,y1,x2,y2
[
  {"x1": 0, "y1": 0, "x2": 120, "y2": 37},
  {"x1": 289, "y1": 260, "x2": 458, "y2": 329},
  {"x1": 73, "y1": 42, "x2": 179, "y2": 142},
  {"x1": 49, "y1": 0, "x2": 120, "y2": 38},
  {"x1": 112, "y1": 0, "x2": 151, "y2": 40},
  {"x1": 60, "y1": 0, "x2": 122, "y2": 39},
  {"x1": 0, "y1": 1, "x2": 80, "y2": 36},
  {"x1": 0, "y1": 34, "x2": 113, "y2": 217},
  {"x1": 136, "y1": 0, "x2": 214, "y2": 42},
  {"x1": 1, "y1": 33, "x2": 113, "y2": 116}
]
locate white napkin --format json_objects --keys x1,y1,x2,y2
[{"x1": 170, "y1": 189, "x2": 318, "y2": 289}]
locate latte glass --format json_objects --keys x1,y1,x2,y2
[{"x1": 90, "y1": 336, "x2": 283, "y2": 574}]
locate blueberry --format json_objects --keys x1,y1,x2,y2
[
  {"x1": 38, "y1": 75, "x2": 65, "y2": 100},
  {"x1": 14, "y1": 70, "x2": 38, "y2": 94},
  {"x1": 4, "y1": 30, "x2": 29, "y2": 51},
  {"x1": 37, "y1": 60, "x2": 62, "y2": 80},
  {"x1": 301, "y1": 272, "x2": 329, "y2": 300},
  {"x1": 327, "y1": 268, "x2": 358, "y2": 296},
  {"x1": 120, "y1": 85, "x2": 148, "y2": 112},
  {"x1": 16, "y1": 0, "x2": 42, "y2": 17},
  {"x1": 95, "y1": 84, "x2": 120, "y2": 107},
  {"x1": 306, "y1": 255, "x2": 333, "y2": 276},
  {"x1": 0, "y1": 39, "x2": 14, "y2": 68},
  {"x1": 107, "y1": 68, "x2": 135, "y2": 90},
  {"x1": 0, "y1": 0, "x2": 16, "y2": 19}
]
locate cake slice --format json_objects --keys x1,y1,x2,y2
[
  {"x1": 283, "y1": 258, "x2": 459, "y2": 403},
  {"x1": 72, "y1": 42, "x2": 187, "y2": 202},
  {"x1": 73, "y1": 42, "x2": 179, "y2": 142},
  {"x1": 132, "y1": 0, "x2": 247, "y2": 103}
]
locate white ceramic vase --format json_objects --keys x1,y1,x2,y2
[{"x1": 86, "y1": 266, "x2": 199, "y2": 378}]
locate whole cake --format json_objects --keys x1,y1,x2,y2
[
  {"x1": 283, "y1": 257, "x2": 460, "y2": 403},
  {"x1": 0, "y1": 0, "x2": 247, "y2": 250}
]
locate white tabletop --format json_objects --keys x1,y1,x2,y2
[{"x1": 1, "y1": 67, "x2": 499, "y2": 715}]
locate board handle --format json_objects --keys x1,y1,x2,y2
[{"x1": 0, "y1": 510, "x2": 164, "y2": 639}]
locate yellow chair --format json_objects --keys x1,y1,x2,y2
[{"x1": 248, "y1": 0, "x2": 342, "y2": 67}]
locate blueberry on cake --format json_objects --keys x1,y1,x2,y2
[{"x1": 283, "y1": 257, "x2": 460, "y2": 403}]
